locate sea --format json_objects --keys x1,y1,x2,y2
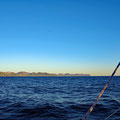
[{"x1": 0, "y1": 76, "x2": 119, "y2": 120}]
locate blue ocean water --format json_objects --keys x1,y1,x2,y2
[{"x1": 0, "y1": 76, "x2": 119, "y2": 120}]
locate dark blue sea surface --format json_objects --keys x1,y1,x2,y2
[{"x1": 0, "y1": 76, "x2": 120, "y2": 120}]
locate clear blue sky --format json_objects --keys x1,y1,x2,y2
[{"x1": 0, "y1": 0, "x2": 120, "y2": 75}]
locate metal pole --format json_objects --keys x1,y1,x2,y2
[{"x1": 83, "y1": 62, "x2": 120, "y2": 120}]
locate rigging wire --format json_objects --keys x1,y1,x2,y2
[{"x1": 105, "y1": 107, "x2": 120, "y2": 120}]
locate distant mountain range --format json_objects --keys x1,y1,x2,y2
[{"x1": 0, "y1": 71, "x2": 90, "y2": 76}]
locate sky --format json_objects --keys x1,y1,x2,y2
[{"x1": 0, "y1": 0, "x2": 120, "y2": 76}]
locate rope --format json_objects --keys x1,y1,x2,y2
[
  {"x1": 83, "y1": 62, "x2": 120, "y2": 120},
  {"x1": 105, "y1": 107, "x2": 120, "y2": 120}
]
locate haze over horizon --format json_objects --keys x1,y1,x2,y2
[{"x1": 0, "y1": 0, "x2": 120, "y2": 76}]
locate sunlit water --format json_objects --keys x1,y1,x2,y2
[{"x1": 0, "y1": 76, "x2": 120, "y2": 120}]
